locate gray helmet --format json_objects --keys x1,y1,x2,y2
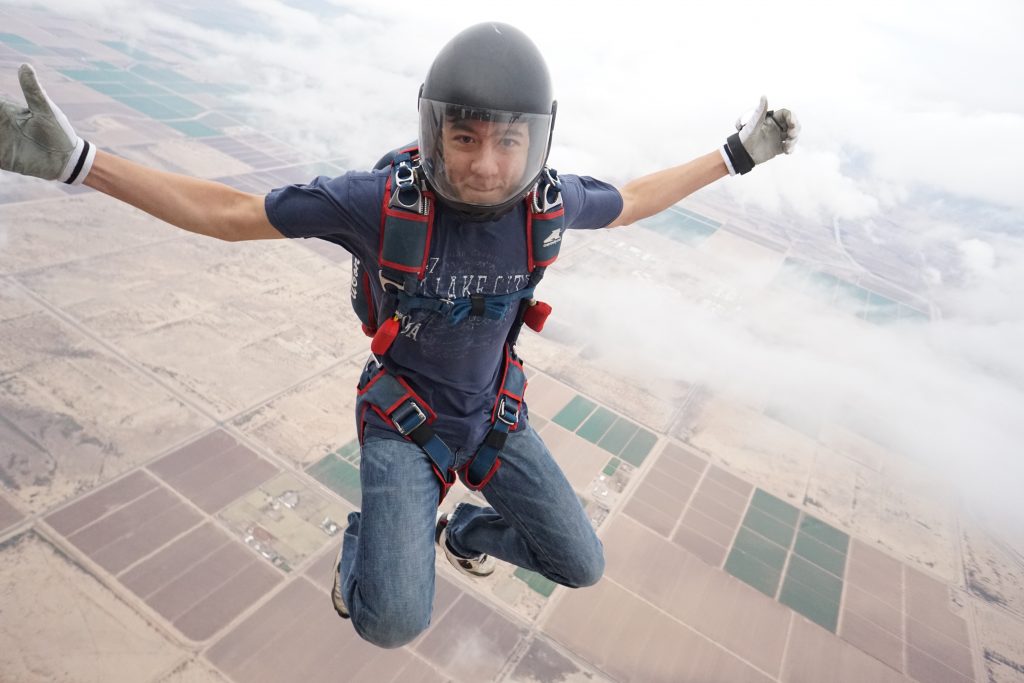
[{"x1": 418, "y1": 22, "x2": 557, "y2": 218}]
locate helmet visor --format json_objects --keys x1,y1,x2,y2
[{"x1": 418, "y1": 98, "x2": 552, "y2": 209}]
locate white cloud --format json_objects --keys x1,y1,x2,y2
[
  {"x1": 12, "y1": 0, "x2": 1021, "y2": 212},
  {"x1": 958, "y1": 239, "x2": 996, "y2": 279},
  {"x1": 720, "y1": 149, "x2": 883, "y2": 222},
  {"x1": 544, "y1": 255, "x2": 1024, "y2": 524}
]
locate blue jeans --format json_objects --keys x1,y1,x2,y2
[{"x1": 337, "y1": 421, "x2": 605, "y2": 649}]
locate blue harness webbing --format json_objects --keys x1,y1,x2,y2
[
  {"x1": 395, "y1": 286, "x2": 537, "y2": 324},
  {"x1": 346, "y1": 146, "x2": 564, "y2": 504},
  {"x1": 355, "y1": 356, "x2": 458, "y2": 499}
]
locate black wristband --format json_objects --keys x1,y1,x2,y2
[{"x1": 725, "y1": 133, "x2": 755, "y2": 175}]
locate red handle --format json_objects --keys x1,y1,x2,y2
[
  {"x1": 371, "y1": 316, "x2": 400, "y2": 355},
  {"x1": 523, "y1": 301, "x2": 552, "y2": 333}
]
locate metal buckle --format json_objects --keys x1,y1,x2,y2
[
  {"x1": 495, "y1": 397, "x2": 520, "y2": 427},
  {"x1": 390, "y1": 160, "x2": 426, "y2": 212},
  {"x1": 532, "y1": 167, "x2": 562, "y2": 213},
  {"x1": 391, "y1": 401, "x2": 427, "y2": 436},
  {"x1": 390, "y1": 185, "x2": 422, "y2": 211},
  {"x1": 543, "y1": 167, "x2": 560, "y2": 187},
  {"x1": 394, "y1": 160, "x2": 415, "y2": 187},
  {"x1": 391, "y1": 184, "x2": 422, "y2": 210},
  {"x1": 378, "y1": 271, "x2": 403, "y2": 293}
]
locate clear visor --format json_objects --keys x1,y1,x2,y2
[{"x1": 418, "y1": 98, "x2": 552, "y2": 209}]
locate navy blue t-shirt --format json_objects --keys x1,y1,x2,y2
[{"x1": 265, "y1": 169, "x2": 623, "y2": 450}]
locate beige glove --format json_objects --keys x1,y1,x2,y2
[
  {"x1": 0, "y1": 64, "x2": 95, "y2": 184},
  {"x1": 721, "y1": 95, "x2": 800, "y2": 175}
]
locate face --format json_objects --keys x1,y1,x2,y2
[{"x1": 440, "y1": 117, "x2": 530, "y2": 205}]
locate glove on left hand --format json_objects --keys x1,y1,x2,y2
[
  {"x1": 720, "y1": 95, "x2": 800, "y2": 175},
  {"x1": 0, "y1": 64, "x2": 95, "y2": 184}
]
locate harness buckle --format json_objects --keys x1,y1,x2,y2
[
  {"x1": 390, "y1": 159, "x2": 429, "y2": 213},
  {"x1": 394, "y1": 160, "x2": 415, "y2": 187},
  {"x1": 495, "y1": 397, "x2": 520, "y2": 427},
  {"x1": 391, "y1": 185, "x2": 422, "y2": 210},
  {"x1": 533, "y1": 168, "x2": 563, "y2": 213},
  {"x1": 378, "y1": 271, "x2": 403, "y2": 293},
  {"x1": 391, "y1": 401, "x2": 427, "y2": 436}
]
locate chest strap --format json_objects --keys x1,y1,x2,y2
[{"x1": 394, "y1": 286, "x2": 536, "y2": 324}]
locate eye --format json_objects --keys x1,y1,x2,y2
[
  {"x1": 499, "y1": 137, "x2": 522, "y2": 148},
  {"x1": 453, "y1": 134, "x2": 475, "y2": 145}
]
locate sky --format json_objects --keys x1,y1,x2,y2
[{"x1": 4, "y1": 0, "x2": 1023, "y2": 530}]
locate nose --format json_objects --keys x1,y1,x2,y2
[{"x1": 469, "y1": 143, "x2": 500, "y2": 177}]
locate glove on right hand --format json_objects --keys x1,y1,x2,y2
[
  {"x1": 721, "y1": 95, "x2": 800, "y2": 175},
  {"x1": 0, "y1": 64, "x2": 95, "y2": 184}
]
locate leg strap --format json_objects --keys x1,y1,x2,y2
[
  {"x1": 356, "y1": 358, "x2": 457, "y2": 503},
  {"x1": 462, "y1": 347, "x2": 527, "y2": 490}
]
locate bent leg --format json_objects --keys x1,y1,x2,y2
[
  {"x1": 339, "y1": 430, "x2": 440, "y2": 648},
  {"x1": 446, "y1": 422, "x2": 605, "y2": 588}
]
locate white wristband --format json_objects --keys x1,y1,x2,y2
[
  {"x1": 58, "y1": 138, "x2": 96, "y2": 185},
  {"x1": 719, "y1": 145, "x2": 737, "y2": 176}
]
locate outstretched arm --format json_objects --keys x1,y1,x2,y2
[
  {"x1": 607, "y1": 151, "x2": 728, "y2": 228},
  {"x1": 606, "y1": 96, "x2": 800, "y2": 228},
  {"x1": 84, "y1": 150, "x2": 282, "y2": 242},
  {"x1": 1, "y1": 64, "x2": 282, "y2": 242}
]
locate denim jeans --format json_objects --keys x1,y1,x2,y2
[{"x1": 337, "y1": 421, "x2": 605, "y2": 649}]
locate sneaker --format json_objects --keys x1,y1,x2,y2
[
  {"x1": 435, "y1": 511, "x2": 496, "y2": 578},
  {"x1": 330, "y1": 544, "x2": 349, "y2": 619}
]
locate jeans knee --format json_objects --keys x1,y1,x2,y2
[
  {"x1": 562, "y1": 546, "x2": 605, "y2": 588},
  {"x1": 352, "y1": 611, "x2": 429, "y2": 649},
  {"x1": 578, "y1": 552, "x2": 606, "y2": 588}
]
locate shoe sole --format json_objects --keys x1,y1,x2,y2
[
  {"x1": 443, "y1": 543, "x2": 496, "y2": 577},
  {"x1": 436, "y1": 515, "x2": 495, "y2": 578},
  {"x1": 331, "y1": 544, "x2": 349, "y2": 619}
]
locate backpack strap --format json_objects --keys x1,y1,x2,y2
[
  {"x1": 506, "y1": 167, "x2": 564, "y2": 348},
  {"x1": 349, "y1": 143, "x2": 426, "y2": 340},
  {"x1": 367, "y1": 150, "x2": 436, "y2": 355},
  {"x1": 527, "y1": 167, "x2": 565, "y2": 270},
  {"x1": 379, "y1": 151, "x2": 434, "y2": 280}
]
